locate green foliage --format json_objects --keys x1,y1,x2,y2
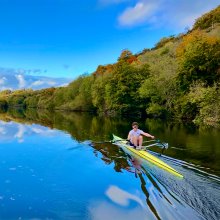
[
  {"x1": 193, "y1": 5, "x2": 220, "y2": 30},
  {"x1": 0, "y1": 99, "x2": 8, "y2": 109},
  {"x1": 160, "y1": 47, "x2": 170, "y2": 55},
  {"x1": 146, "y1": 103, "x2": 167, "y2": 118},
  {"x1": 0, "y1": 90, "x2": 12, "y2": 96},
  {"x1": 104, "y1": 61, "x2": 150, "y2": 114},
  {"x1": 177, "y1": 30, "x2": 220, "y2": 91},
  {"x1": 0, "y1": 5, "x2": 219, "y2": 127},
  {"x1": 53, "y1": 87, "x2": 66, "y2": 107},
  {"x1": 60, "y1": 75, "x2": 94, "y2": 111},
  {"x1": 187, "y1": 82, "x2": 220, "y2": 126},
  {"x1": 174, "y1": 96, "x2": 199, "y2": 120},
  {"x1": 154, "y1": 35, "x2": 175, "y2": 49},
  {"x1": 91, "y1": 73, "x2": 111, "y2": 112},
  {"x1": 139, "y1": 41, "x2": 179, "y2": 116}
]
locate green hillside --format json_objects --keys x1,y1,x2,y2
[{"x1": 1, "y1": 5, "x2": 220, "y2": 127}]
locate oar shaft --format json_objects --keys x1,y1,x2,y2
[
  {"x1": 143, "y1": 140, "x2": 156, "y2": 143},
  {"x1": 143, "y1": 143, "x2": 158, "y2": 148}
]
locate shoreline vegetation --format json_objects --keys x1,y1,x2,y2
[{"x1": 0, "y1": 6, "x2": 220, "y2": 127}]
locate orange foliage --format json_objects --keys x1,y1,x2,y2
[
  {"x1": 176, "y1": 29, "x2": 219, "y2": 58},
  {"x1": 127, "y1": 55, "x2": 137, "y2": 64},
  {"x1": 93, "y1": 64, "x2": 113, "y2": 76}
]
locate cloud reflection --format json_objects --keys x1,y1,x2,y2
[
  {"x1": 0, "y1": 121, "x2": 58, "y2": 143},
  {"x1": 14, "y1": 124, "x2": 26, "y2": 142},
  {"x1": 106, "y1": 185, "x2": 144, "y2": 207},
  {"x1": 89, "y1": 185, "x2": 154, "y2": 220}
]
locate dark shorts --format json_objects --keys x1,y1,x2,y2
[{"x1": 127, "y1": 140, "x2": 136, "y2": 148}]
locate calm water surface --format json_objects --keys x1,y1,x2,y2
[{"x1": 0, "y1": 110, "x2": 219, "y2": 220}]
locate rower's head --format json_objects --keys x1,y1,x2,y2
[{"x1": 132, "y1": 122, "x2": 139, "y2": 130}]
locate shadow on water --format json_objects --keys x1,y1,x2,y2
[{"x1": 0, "y1": 109, "x2": 220, "y2": 219}]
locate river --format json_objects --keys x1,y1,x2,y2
[{"x1": 0, "y1": 109, "x2": 219, "y2": 220}]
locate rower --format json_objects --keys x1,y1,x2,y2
[{"x1": 127, "y1": 122, "x2": 155, "y2": 149}]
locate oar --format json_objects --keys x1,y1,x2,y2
[
  {"x1": 91, "y1": 139, "x2": 128, "y2": 145},
  {"x1": 143, "y1": 140, "x2": 156, "y2": 143},
  {"x1": 153, "y1": 139, "x2": 169, "y2": 155},
  {"x1": 143, "y1": 143, "x2": 159, "y2": 149}
]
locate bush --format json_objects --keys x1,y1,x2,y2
[{"x1": 146, "y1": 103, "x2": 167, "y2": 118}]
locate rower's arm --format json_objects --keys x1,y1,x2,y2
[
  {"x1": 142, "y1": 132, "x2": 154, "y2": 139},
  {"x1": 127, "y1": 133, "x2": 131, "y2": 140}
]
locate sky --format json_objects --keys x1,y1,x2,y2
[{"x1": 0, "y1": 0, "x2": 219, "y2": 80}]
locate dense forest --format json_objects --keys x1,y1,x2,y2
[{"x1": 0, "y1": 5, "x2": 220, "y2": 127}]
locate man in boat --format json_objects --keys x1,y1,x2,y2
[{"x1": 127, "y1": 122, "x2": 155, "y2": 149}]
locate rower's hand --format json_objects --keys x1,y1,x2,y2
[{"x1": 151, "y1": 135, "x2": 155, "y2": 139}]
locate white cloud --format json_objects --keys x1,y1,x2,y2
[
  {"x1": 118, "y1": 1, "x2": 158, "y2": 26},
  {"x1": 30, "y1": 80, "x2": 45, "y2": 87},
  {"x1": 29, "y1": 79, "x2": 61, "y2": 88},
  {"x1": 47, "y1": 81, "x2": 57, "y2": 86},
  {"x1": 59, "y1": 83, "x2": 69, "y2": 87},
  {"x1": 15, "y1": 74, "x2": 26, "y2": 89},
  {"x1": 0, "y1": 77, "x2": 7, "y2": 85},
  {"x1": 0, "y1": 67, "x2": 72, "y2": 90},
  {"x1": 0, "y1": 86, "x2": 13, "y2": 91},
  {"x1": 117, "y1": 0, "x2": 220, "y2": 30}
]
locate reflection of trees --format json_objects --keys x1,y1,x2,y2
[
  {"x1": 0, "y1": 108, "x2": 219, "y2": 174},
  {"x1": 90, "y1": 142, "x2": 130, "y2": 173},
  {"x1": 0, "y1": 109, "x2": 129, "y2": 140}
]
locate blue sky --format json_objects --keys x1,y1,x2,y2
[{"x1": 0, "y1": 0, "x2": 219, "y2": 79}]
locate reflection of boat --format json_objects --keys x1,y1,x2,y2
[{"x1": 112, "y1": 134, "x2": 183, "y2": 178}]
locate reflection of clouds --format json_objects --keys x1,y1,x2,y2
[
  {"x1": 0, "y1": 126, "x2": 6, "y2": 134},
  {"x1": 88, "y1": 185, "x2": 153, "y2": 220},
  {"x1": 14, "y1": 124, "x2": 26, "y2": 143},
  {"x1": 31, "y1": 127, "x2": 46, "y2": 134},
  {"x1": 89, "y1": 182, "x2": 203, "y2": 220},
  {"x1": 89, "y1": 201, "x2": 152, "y2": 220},
  {"x1": 31, "y1": 127, "x2": 57, "y2": 136},
  {"x1": 0, "y1": 121, "x2": 59, "y2": 143},
  {"x1": 106, "y1": 185, "x2": 144, "y2": 207},
  {"x1": 89, "y1": 200, "x2": 153, "y2": 220}
]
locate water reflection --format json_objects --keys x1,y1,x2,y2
[
  {"x1": 0, "y1": 120, "x2": 58, "y2": 143},
  {"x1": 0, "y1": 109, "x2": 219, "y2": 175},
  {"x1": 106, "y1": 185, "x2": 145, "y2": 207},
  {"x1": 0, "y1": 109, "x2": 220, "y2": 220},
  {"x1": 90, "y1": 141, "x2": 219, "y2": 220}
]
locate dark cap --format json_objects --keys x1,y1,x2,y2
[{"x1": 132, "y1": 122, "x2": 139, "y2": 126}]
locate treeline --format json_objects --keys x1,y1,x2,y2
[{"x1": 0, "y1": 5, "x2": 220, "y2": 126}]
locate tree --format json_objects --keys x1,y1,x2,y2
[
  {"x1": 176, "y1": 30, "x2": 220, "y2": 91},
  {"x1": 118, "y1": 49, "x2": 133, "y2": 61},
  {"x1": 105, "y1": 61, "x2": 150, "y2": 114}
]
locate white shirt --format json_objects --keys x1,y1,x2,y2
[{"x1": 129, "y1": 129, "x2": 144, "y2": 137}]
